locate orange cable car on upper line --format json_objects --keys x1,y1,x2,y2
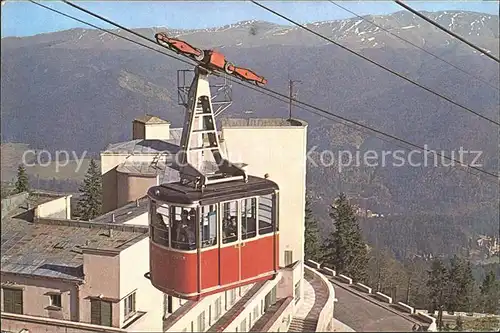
[{"x1": 155, "y1": 32, "x2": 268, "y2": 86}]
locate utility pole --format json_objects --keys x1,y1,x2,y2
[{"x1": 288, "y1": 79, "x2": 301, "y2": 120}]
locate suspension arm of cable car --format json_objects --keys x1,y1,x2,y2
[{"x1": 154, "y1": 31, "x2": 267, "y2": 86}]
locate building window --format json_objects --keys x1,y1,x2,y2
[
  {"x1": 167, "y1": 295, "x2": 173, "y2": 314},
  {"x1": 241, "y1": 198, "x2": 257, "y2": 240},
  {"x1": 124, "y1": 293, "x2": 136, "y2": 319},
  {"x1": 91, "y1": 299, "x2": 112, "y2": 326},
  {"x1": 258, "y1": 194, "x2": 274, "y2": 235},
  {"x1": 264, "y1": 286, "x2": 277, "y2": 312},
  {"x1": 200, "y1": 205, "x2": 217, "y2": 248},
  {"x1": 230, "y1": 289, "x2": 237, "y2": 306},
  {"x1": 3, "y1": 288, "x2": 23, "y2": 314},
  {"x1": 208, "y1": 305, "x2": 212, "y2": 326},
  {"x1": 284, "y1": 250, "x2": 293, "y2": 266},
  {"x1": 214, "y1": 297, "x2": 222, "y2": 320},
  {"x1": 240, "y1": 318, "x2": 247, "y2": 332},
  {"x1": 253, "y1": 305, "x2": 259, "y2": 319},
  {"x1": 294, "y1": 281, "x2": 301, "y2": 304},
  {"x1": 197, "y1": 311, "x2": 205, "y2": 332},
  {"x1": 222, "y1": 201, "x2": 238, "y2": 244},
  {"x1": 49, "y1": 294, "x2": 62, "y2": 308}
]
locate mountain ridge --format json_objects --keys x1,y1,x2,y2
[{"x1": 1, "y1": 10, "x2": 499, "y2": 258}]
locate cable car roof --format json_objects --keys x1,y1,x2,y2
[{"x1": 148, "y1": 175, "x2": 278, "y2": 206}]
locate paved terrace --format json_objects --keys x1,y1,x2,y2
[
  {"x1": 91, "y1": 196, "x2": 150, "y2": 224},
  {"x1": 331, "y1": 278, "x2": 428, "y2": 332}
]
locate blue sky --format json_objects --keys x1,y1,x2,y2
[{"x1": 2, "y1": 1, "x2": 499, "y2": 38}]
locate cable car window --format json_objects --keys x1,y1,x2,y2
[
  {"x1": 222, "y1": 201, "x2": 238, "y2": 244},
  {"x1": 200, "y1": 205, "x2": 217, "y2": 248},
  {"x1": 258, "y1": 195, "x2": 273, "y2": 235},
  {"x1": 150, "y1": 201, "x2": 169, "y2": 247},
  {"x1": 171, "y1": 207, "x2": 196, "y2": 250},
  {"x1": 241, "y1": 198, "x2": 257, "y2": 240}
]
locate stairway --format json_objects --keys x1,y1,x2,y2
[{"x1": 288, "y1": 318, "x2": 317, "y2": 332}]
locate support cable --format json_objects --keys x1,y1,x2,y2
[
  {"x1": 250, "y1": 0, "x2": 500, "y2": 127},
  {"x1": 394, "y1": 0, "x2": 500, "y2": 63},
  {"x1": 30, "y1": 0, "x2": 500, "y2": 182}
]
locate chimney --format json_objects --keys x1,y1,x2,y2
[
  {"x1": 136, "y1": 199, "x2": 139, "y2": 207},
  {"x1": 108, "y1": 228, "x2": 113, "y2": 238},
  {"x1": 132, "y1": 115, "x2": 170, "y2": 140},
  {"x1": 111, "y1": 213, "x2": 115, "y2": 223}
]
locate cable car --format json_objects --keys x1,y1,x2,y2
[
  {"x1": 147, "y1": 176, "x2": 279, "y2": 300},
  {"x1": 145, "y1": 63, "x2": 279, "y2": 300}
]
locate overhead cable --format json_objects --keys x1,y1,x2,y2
[
  {"x1": 250, "y1": 0, "x2": 500, "y2": 127},
  {"x1": 394, "y1": 0, "x2": 500, "y2": 63},
  {"x1": 31, "y1": 0, "x2": 499, "y2": 182},
  {"x1": 329, "y1": 0, "x2": 499, "y2": 92}
]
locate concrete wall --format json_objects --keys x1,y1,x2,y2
[
  {"x1": 118, "y1": 238, "x2": 163, "y2": 332},
  {"x1": 35, "y1": 196, "x2": 71, "y2": 219},
  {"x1": 0, "y1": 313, "x2": 126, "y2": 333},
  {"x1": 116, "y1": 172, "x2": 157, "y2": 209},
  {"x1": 144, "y1": 123, "x2": 171, "y2": 141},
  {"x1": 1, "y1": 238, "x2": 162, "y2": 331},
  {"x1": 101, "y1": 154, "x2": 129, "y2": 213},
  {"x1": 221, "y1": 120, "x2": 308, "y2": 305},
  {"x1": 1, "y1": 192, "x2": 29, "y2": 216},
  {"x1": 123, "y1": 212, "x2": 148, "y2": 226},
  {"x1": 265, "y1": 299, "x2": 294, "y2": 332},
  {"x1": 80, "y1": 250, "x2": 121, "y2": 327},
  {"x1": 132, "y1": 122, "x2": 170, "y2": 141},
  {"x1": 306, "y1": 266, "x2": 335, "y2": 332},
  {"x1": 223, "y1": 277, "x2": 281, "y2": 333},
  {"x1": 101, "y1": 154, "x2": 167, "y2": 213},
  {"x1": 1, "y1": 273, "x2": 79, "y2": 321},
  {"x1": 277, "y1": 261, "x2": 302, "y2": 304}
]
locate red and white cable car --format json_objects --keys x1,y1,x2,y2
[{"x1": 146, "y1": 64, "x2": 279, "y2": 300}]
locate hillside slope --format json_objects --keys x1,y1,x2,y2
[{"x1": 1, "y1": 10, "x2": 499, "y2": 258}]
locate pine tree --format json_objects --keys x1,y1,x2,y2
[
  {"x1": 446, "y1": 256, "x2": 475, "y2": 312},
  {"x1": 76, "y1": 159, "x2": 102, "y2": 220},
  {"x1": 426, "y1": 258, "x2": 448, "y2": 330},
  {"x1": 323, "y1": 193, "x2": 368, "y2": 282},
  {"x1": 304, "y1": 195, "x2": 321, "y2": 261},
  {"x1": 479, "y1": 270, "x2": 500, "y2": 314},
  {"x1": 14, "y1": 164, "x2": 29, "y2": 193}
]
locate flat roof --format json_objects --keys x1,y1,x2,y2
[
  {"x1": 134, "y1": 114, "x2": 171, "y2": 124},
  {"x1": 102, "y1": 128, "x2": 182, "y2": 155},
  {"x1": 220, "y1": 118, "x2": 307, "y2": 128},
  {"x1": 1, "y1": 218, "x2": 148, "y2": 281},
  {"x1": 3, "y1": 192, "x2": 69, "y2": 218},
  {"x1": 91, "y1": 196, "x2": 150, "y2": 224}
]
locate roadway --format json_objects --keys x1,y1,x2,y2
[{"x1": 330, "y1": 279, "x2": 428, "y2": 332}]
